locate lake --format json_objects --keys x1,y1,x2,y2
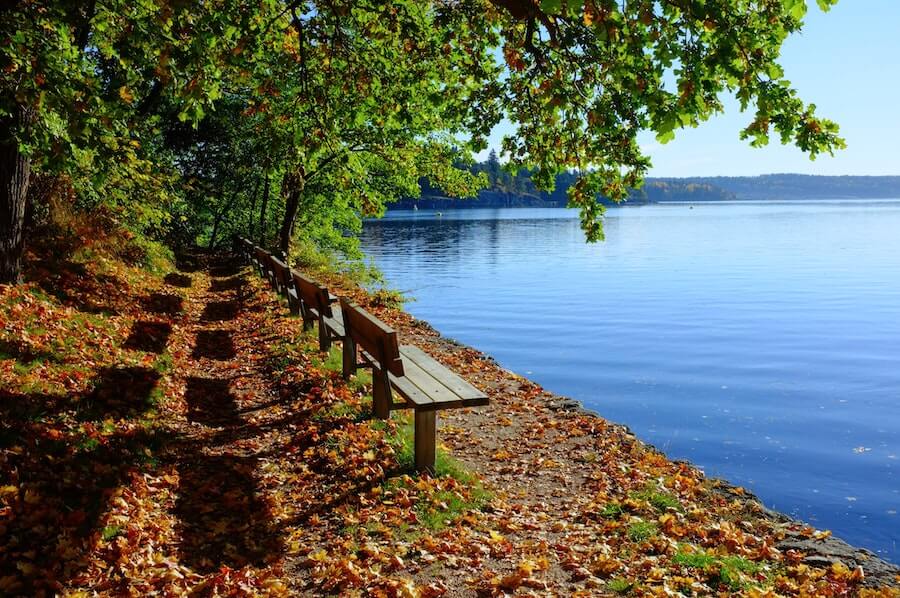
[{"x1": 361, "y1": 202, "x2": 900, "y2": 562}]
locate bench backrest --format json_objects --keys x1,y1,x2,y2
[
  {"x1": 339, "y1": 298, "x2": 404, "y2": 376},
  {"x1": 254, "y1": 246, "x2": 268, "y2": 267},
  {"x1": 270, "y1": 255, "x2": 291, "y2": 291},
  {"x1": 292, "y1": 270, "x2": 333, "y2": 318}
]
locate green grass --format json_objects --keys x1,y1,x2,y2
[
  {"x1": 415, "y1": 487, "x2": 490, "y2": 531},
  {"x1": 153, "y1": 351, "x2": 174, "y2": 374},
  {"x1": 310, "y1": 344, "x2": 372, "y2": 391},
  {"x1": 381, "y1": 414, "x2": 491, "y2": 533},
  {"x1": 101, "y1": 525, "x2": 123, "y2": 541},
  {"x1": 312, "y1": 400, "x2": 366, "y2": 423},
  {"x1": 626, "y1": 520, "x2": 658, "y2": 542},
  {"x1": 599, "y1": 502, "x2": 625, "y2": 519},
  {"x1": 673, "y1": 546, "x2": 763, "y2": 590},
  {"x1": 384, "y1": 414, "x2": 482, "y2": 483},
  {"x1": 630, "y1": 485, "x2": 682, "y2": 513},
  {"x1": 607, "y1": 578, "x2": 635, "y2": 595}
]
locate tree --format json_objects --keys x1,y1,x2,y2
[
  {"x1": 484, "y1": 0, "x2": 843, "y2": 239},
  {"x1": 2, "y1": 0, "x2": 846, "y2": 281},
  {"x1": 0, "y1": 0, "x2": 271, "y2": 281}
]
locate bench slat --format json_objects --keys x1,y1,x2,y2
[
  {"x1": 388, "y1": 370, "x2": 435, "y2": 407},
  {"x1": 394, "y1": 357, "x2": 456, "y2": 406},
  {"x1": 324, "y1": 312, "x2": 345, "y2": 338},
  {"x1": 340, "y1": 298, "x2": 404, "y2": 377},
  {"x1": 399, "y1": 345, "x2": 487, "y2": 403}
]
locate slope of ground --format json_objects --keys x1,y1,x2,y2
[{"x1": 1, "y1": 235, "x2": 897, "y2": 596}]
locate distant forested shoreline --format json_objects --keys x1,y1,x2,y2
[{"x1": 391, "y1": 154, "x2": 900, "y2": 210}]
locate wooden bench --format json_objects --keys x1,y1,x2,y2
[
  {"x1": 239, "y1": 237, "x2": 255, "y2": 265},
  {"x1": 339, "y1": 297, "x2": 488, "y2": 472},
  {"x1": 291, "y1": 270, "x2": 348, "y2": 365},
  {"x1": 268, "y1": 258, "x2": 301, "y2": 315},
  {"x1": 252, "y1": 247, "x2": 269, "y2": 280},
  {"x1": 268, "y1": 255, "x2": 295, "y2": 304},
  {"x1": 257, "y1": 249, "x2": 280, "y2": 291}
]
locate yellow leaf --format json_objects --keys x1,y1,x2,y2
[{"x1": 118, "y1": 86, "x2": 134, "y2": 104}]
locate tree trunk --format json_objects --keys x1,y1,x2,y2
[
  {"x1": 258, "y1": 172, "x2": 269, "y2": 246},
  {"x1": 278, "y1": 170, "x2": 305, "y2": 256},
  {"x1": 246, "y1": 175, "x2": 260, "y2": 238},
  {"x1": 208, "y1": 189, "x2": 238, "y2": 250},
  {"x1": 0, "y1": 110, "x2": 32, "y2": 284}
]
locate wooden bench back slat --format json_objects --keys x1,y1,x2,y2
[
  {"x1": 339, "y1": 298, "x2": 404, "y2": 377},
  {"x1": 270, "y1": 256, "x2": 292, "y2": 290},
  {"x1": 292, "y1": 270, "x2": 333, "y2": 317}
]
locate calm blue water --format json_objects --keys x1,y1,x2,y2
[{"x1": 361, "y1": 202, "x2": 900, "y2": 562}]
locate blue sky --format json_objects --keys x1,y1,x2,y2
[{"x1": 481, "y1": 1, "x2": 899, "y2": 177}]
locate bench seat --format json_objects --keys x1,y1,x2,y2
[
  {"x1": 339, "y1": 298, "x2": 488, "y2": 471},
  {"x1": 388, "y1": 345, "x2": 488, "y2": 412}
]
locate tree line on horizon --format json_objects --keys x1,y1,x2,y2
[
  {"x1": 1, "y1": 0, "x2": 846, "y2": 283},
  {"x1": 400, "y1": 154, "x2": 900, "y2": 209}
]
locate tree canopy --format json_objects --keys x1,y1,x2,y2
[{"x1": 1, "y1": 0, "x2": 844, "y2": 281}]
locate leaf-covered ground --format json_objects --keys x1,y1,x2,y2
[{"x1": 1, "y1": 238, "x2": 898, "y2": 596}]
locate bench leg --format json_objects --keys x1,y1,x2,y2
[
  {"x1": 342, "y1": 336, "x2": 356, "y2": 380},
  {"x1": 372, "y1": 369, "x2": 391, "y2": 419},
  {"x1": 318, "y1": 316, "x2": 332, "y2": 352},
  {"x1": 414, "y1": 410, "x2": 437, "y2": 473}
]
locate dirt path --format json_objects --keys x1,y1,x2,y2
[{"x1": 161, "y1": 254, "x2": 289, "y2": 577}]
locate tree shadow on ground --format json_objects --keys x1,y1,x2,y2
[
  {"x1": 209, "y1": 275, "x2": 246, "y2": 292},
  {"x1": 143, "y1": 292, "x2": 183, "y2": 315},
  {"x1": 123, "y1": 321, "x2": 172, "y2": 354},
  {"x1": 175, "y1": 254, "x2": 202, "y2": 273},
  {"x1": 174, "y1": 454, "x2": 283, "y2": 573},
  {"x1": 164, "y1": 272, "x2": 192, "y2": 288},
  {"x1": 27, "y1": 260, "x2": 127, "y2": 316},
  {"x1": 0, "y1": 368, "x2": 163, "y2": 594},
  {"x1": 78, "y1": 366, "x2": 162, "y2": 421},
  {"x1": 208, "y1": 259, "x2": 241, "y2": 278},
  {"x1": 192, "y1": 330, "x2": 235, "y2": 360},
  {"x1": 201, "y1": 300, "x2": 239, "y2": 322},
  {"x1": 184, "y1": 377, "x2": 242, "y2": 427},
  {"x1": 0, "y1": 338, "x2": 61, "y2": 364}
]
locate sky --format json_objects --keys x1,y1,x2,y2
[{"x1": 480, "y1": 0, "x2": 900, "y2": 177}]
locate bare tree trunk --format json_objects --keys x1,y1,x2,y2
[
  {"x1": 208, "y1": 188, "x2": 238, "y2": 250},
  {"x1": 258, "y1": 172, "x2": 270, "y2": 246},
  {"x1": 278, "y1": 170, "x2": 304, "y2": 257},
  {"x1": 246, "y1": 175, "x2": 260, "y2": 238},
  {"x1": 0, "y1": 109, "x2": 32, "y2": 284}
]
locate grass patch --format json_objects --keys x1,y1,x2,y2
[
  {"x1": 626, "y1": 520, "x2": 658, "y2": 542},
  {"x1": 101, "y1": 525, "x2": 123, "y2": 541},
  {"x1": 415, "y1": 487, "x2": 490, "y2": 532},
  {"x1": 607, "y1": 578, "x2": 635, "y2": 594},
  {"x1": 384, "y1": 414, "x2": 481, "y2": 483},
  {"x1": 309, "y1": 344, "x2": 372, "y2": 391},
  {"x1": 153, "y1": 351, "x2": 174, "y2": 374},
  {"x1": 631, "y1": 485, "x2": 682, "y2": 512},
  {"x1": 673, "y1": 546, "x2": 763, "y2": 590},
  {"x1": 312, "y1": 400, "x2": 366, "y2": 423},
  {"x1": 599, "y1": 502, "x2": 625, "y2": 519},
  {"x1": 382, "y1": 414, "x2": 491, "y2": 532}
]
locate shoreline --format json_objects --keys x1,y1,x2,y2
[{"x1": 361, "y1": 302, "x2": 900, "y2": 589}]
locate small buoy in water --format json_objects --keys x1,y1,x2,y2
[
  {"x1": 436, "y1": 212, "x2": 442, "y2": 216},
  {"x1": 689, "y1": 206, "x2": 694, "y2": 209}
]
